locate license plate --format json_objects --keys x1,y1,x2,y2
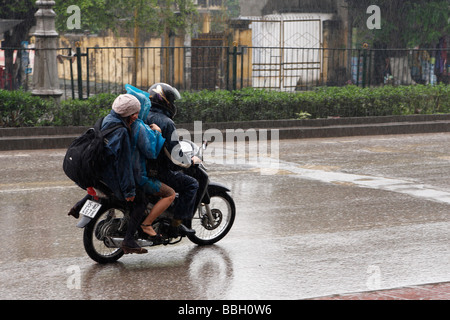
[{"x1": 80, "y1": 200, "x2": 102, "y2": 218}]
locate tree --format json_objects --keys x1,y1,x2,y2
[
  {"x1": 0, "y1": 0, "x2": 36, "y2": 46},
  {"x1": 404, "y1": 1, "x2": 450, "y2": 48},
  {"x1": 53, "y1": 0, "x2": 198, "y2": 36},
  {"x1": 209, "y1": 0, "x2": 241, "y2": 33},
  {"x1": 345, "y1": 0, "x2": 449, "y2": 48}
]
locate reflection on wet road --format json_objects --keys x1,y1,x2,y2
[{"x1": 0, "y1": 133, "x2": 449, "y2": 299}]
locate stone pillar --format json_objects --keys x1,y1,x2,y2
[
  {"x1": 184, "y1": 32, "x2": 192, "y2": 91},
  {"x1": 31, "y1": 0, "x2": 63, "y2": 100}
]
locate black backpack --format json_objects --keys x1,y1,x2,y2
[{"x1": 63, "y1": 117, "x2": 124, "y2": 190}]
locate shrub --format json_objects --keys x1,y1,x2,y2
[
  {"x1": 1, "y1": 85, "x2": 449, "y2": 127},
  {"x1": 53, "y1": 93, "x2": 116, "y2": 126},
  {"x1": 0, "y1": 89, "x2": 55, "y2": 127},
  {"x1": 177, "y1": 84, "x2": 450, "y2": 122}
]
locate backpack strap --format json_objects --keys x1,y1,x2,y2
[
  {"x1": 102, "y1": 123, "x2": 125, "y2": 136},
  {"x1": 95, "y1": 117, "x2": 125, "y2": 137}
]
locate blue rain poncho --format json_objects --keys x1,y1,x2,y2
[
  {"x1": 126, "y1": 84, "x2": 166, "y2": 194},
  {"x1": 100, "y1": 110, "x2": 136, "y2": 201}
]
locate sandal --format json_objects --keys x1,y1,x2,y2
[{"x1": 141, "y1": 224, "x2": 164, "y2": 244}]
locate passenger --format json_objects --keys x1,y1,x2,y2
[
  {"x1": 67, "y1": 94, "x2": 140, "y2": 220},
  {"x1": 126, "y1": 85, "x2": 176, "y2": 243},
  {"x1": 145, "y1": 83, "x2": 199, "y2": 237},
  {"x1": 100, "y1": 93, "x2": 148, "y2": 254}
]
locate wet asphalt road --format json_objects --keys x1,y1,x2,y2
[{"x1": 0, "y1": 133, "x2": 449, "y2": 300}]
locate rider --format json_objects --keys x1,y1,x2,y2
[
  {"x1": 145, "y1": 83, "x2": 199, "y2": 237},
  {"x1": 125, "y1": 84, "x2": 176, "y2": 244}
]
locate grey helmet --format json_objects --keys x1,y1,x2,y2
[{"x1": 148, "y1": 83, "x2": 181, "y2": 118}]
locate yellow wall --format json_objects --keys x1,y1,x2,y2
[
  {"x1": 230, "y1": 28, "x2": 252, "y2": 88},
  {"x1": 58, "y1": 32, "x2": 161, "y2": 89},
  {"x1": 57, "y1": 14, "x2": 254, "y2": 91}
]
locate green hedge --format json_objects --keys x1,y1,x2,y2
[
  {"x1": 178, "y1": 85, "x2": 450, "y2": 122},
  {"x1": 0, "y1": 89, "x2": 55, "y2": 127},
  {"x1": 0, "y1": 90, "x2": 116, "y2": 127},
  {"x1": 1, "y1": 85, "x2": 449, "y2": 127},
  {"x1": 53, "y1": 93, "x2": 115, "y2": 126}
]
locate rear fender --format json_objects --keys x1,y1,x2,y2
[{"x1": 76, "y1": 215, "x2": 93, "y2": 228}]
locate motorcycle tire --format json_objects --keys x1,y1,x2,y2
[
  {"x1": 188, "y1": 190, "x2": 236, "y2": 246},
  {"x1": 83, "y1": 206, "x2": 125, "y2": 264}
]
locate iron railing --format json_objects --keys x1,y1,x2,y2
[{"x1": 1, "y1": 46, "x2": 448, "y2": 99}]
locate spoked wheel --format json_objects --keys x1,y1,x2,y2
[
  {"x1": 188, "y1": 190, "x2": 235, "y2": 246},
  {"x1": 83, "y1": 207, "x2": 126, "y2": 264}
]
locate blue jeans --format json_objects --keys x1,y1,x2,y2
[{"x1": 157, "y1": 169, "x2": 199, "y2": 220}]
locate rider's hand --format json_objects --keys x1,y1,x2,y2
[
  {"x1": 150, "y1": 124, "x2": 161, "y2": 133},
  {"x1": 126, "y1": 196, "x2": 135, "y2": 202},
  {"x1": 192, "y1": 156, "x2": 202, "y2": 166}
]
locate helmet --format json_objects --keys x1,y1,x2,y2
[{"x1": 148, "y1": 83, "x2": 181, "y2": 118}]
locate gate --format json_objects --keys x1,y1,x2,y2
[
  {"x1": 249, "y1": 14, "x2": 329, "y2": 91},
  {"x1": 191, "y1": 34, "x2": 225, "y2": 90}
]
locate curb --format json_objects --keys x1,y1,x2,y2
[
  {"x1": 1, "y1": 114, "x2": 450, "y2": 151},
  {"x1": 307, "y1": 282, "x2": 450, "y2": 300}
]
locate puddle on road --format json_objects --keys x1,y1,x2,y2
[{"x1": 209, "y1": 145, "x2": 450, "y2": 206}]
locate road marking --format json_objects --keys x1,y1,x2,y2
[
  {"x1": 0, "y1": 181, "x2": 77, "y2": 194},
  {"x1": 275, "y1": 159, "x2": 450, "y2": 204},
  {"x1": 209, "y1": 144, "x2": 450, "y2": 205}
]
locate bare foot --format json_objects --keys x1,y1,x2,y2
[{"x1": 141, "y1": 224, "x2": 157, "y2": 237}]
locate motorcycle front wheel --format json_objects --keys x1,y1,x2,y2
[
  {"x1": 83, "y1": 207, "x2": 126, "y2": 264},
  {"x1": 188, "y1": 190, "x2": 236, "y2": 246}
]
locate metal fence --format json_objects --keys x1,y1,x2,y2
[{"x1": 1, "y1": 46, "x2": 448, "y2": 99}]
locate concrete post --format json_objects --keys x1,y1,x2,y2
[
  {"x1": 184, "y1": 32, "x2": 192, "y2": 91},
  {"x1": 31, "y1": 0, "x2": 63, "y2": 100}
]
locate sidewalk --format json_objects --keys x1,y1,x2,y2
[{"x1": 309, "y1": 282, "x2": 450, "y2": 300}]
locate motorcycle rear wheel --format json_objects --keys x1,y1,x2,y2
[
  {"x1": 83, "y1": 207, "x2": 126, "y2": 264},
  {"x1": 188, "y1": 190, "x2": 236, "y2": 246}
]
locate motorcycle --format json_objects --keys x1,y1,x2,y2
[{"x1": 75, "y1": 140, "x2": 236, "y2": 264}]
